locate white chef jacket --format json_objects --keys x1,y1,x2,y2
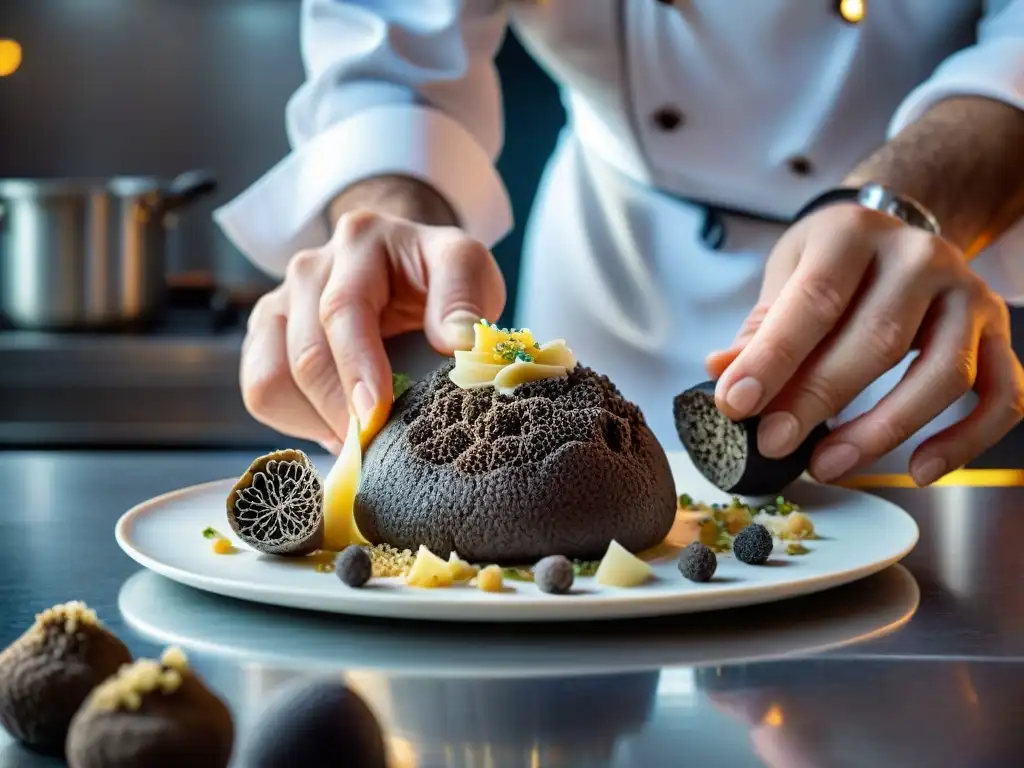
[{"x1": 215, "y1": 0, "x2": 1024, "y2": 474}]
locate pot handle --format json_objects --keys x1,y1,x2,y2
[{"x1": 158, "y1": 169, "x2": 218, "y2": 214}]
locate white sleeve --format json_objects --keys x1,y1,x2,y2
[
  {"x1": 214, "y1": 0, "x2": 513, "y2": 279},
  {"x1": 887, "y1": 0, "x2": 1024, "y2": 305}
]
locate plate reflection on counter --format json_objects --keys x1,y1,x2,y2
[
  {"x1": 119, "y1": 567, "x2": 919, "y2": 768},
  {"x1": 118, "y1": 565, "x2": 919, "y2": 677}
]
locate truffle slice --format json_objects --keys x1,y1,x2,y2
[
  {"x1": 0, "y1": 601, "x2": 132, "y2": 755},
  {"x1": 673, "y1": 381, "x2": 830, "y2": 496},
  {"x1": 355, "y1": 361, "x2": 677, "y2": 563},
  {"x1": 237, "y1": 677, "x2": 386, "y2": 768},
  {"x1": 65, "y1": 647, "x2": 233, "y2": 768},
  {"x1": 226, "y1": 449, "x2": 324, "y2": 556}
]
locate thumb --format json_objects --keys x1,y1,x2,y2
[{"x1": 420, "y1": 229, "x2": 506, "y2": 353}]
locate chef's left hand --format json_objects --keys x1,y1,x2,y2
[{"x1": 705, "y1": 203, "x2": 1024, "y2": 486}]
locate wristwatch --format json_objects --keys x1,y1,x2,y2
[{"x1": 793, "y1": 183, "x2": 942, "y2": 237}]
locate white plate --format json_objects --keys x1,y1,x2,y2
[
  {"x1": 114, "y1": 452, "x2": 919, "y2": 622},
  {"x1": 119, "y1": 565, "x2": 920, "y2": 677}
]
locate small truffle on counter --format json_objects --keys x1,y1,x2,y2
[
  {"x1": 237, "y1": 677, "x2": 387, "y2": 768},
  {"x1": 0, "y1": 601, "x2": 132, "y2": 755},
  {"x1": 226, "y1": 449, "x2": 324, "y2": 556},
  {"x1": 673, "y1": 381, "x2": 829, "y2": 496},
  {"x1": 65, "y1": 647, "x2": 234, "y2": 768}
]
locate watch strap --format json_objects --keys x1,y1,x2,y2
[{"x1": 794, "y1": 184, "x2": 942, "y2": 237}]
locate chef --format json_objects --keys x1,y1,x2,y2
[{"x1": 215, "y1": 0, "x2": 1024, "y2": 485}]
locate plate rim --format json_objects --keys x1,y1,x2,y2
[{"x1": 114, "y1": 467, "x2": 921, "y2": 623}]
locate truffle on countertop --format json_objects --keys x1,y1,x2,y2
[
  {"x1": 65, "y1": 647, "x2": 233, "y2": 768},
  {"x1": 226, "y1": 449, "x2": 324, "y2": 556},
  {"x1": 673, "y1": 381, "x2": 829, "y2": 496},
  {"x1": 0, "y1": 601, "x2": 132, "y2": 755},
  {"x1": 237, "y1": 677, "x2": 386, "y2": 768},
  {"x1": 354, "y1": 361, "x2": 677, "y2": 564}
]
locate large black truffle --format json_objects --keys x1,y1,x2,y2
[
  {"x1": 0, "y1": 601, "x2": 132, "y2": 755},
  {"x1": 673, "y1": 381, "x2": 829, "y2": 496},
  {"x1": 65, "y1": 647, "x2": 233, "y2": 768},
  {"x1": 355, "y1": 362, "x2": 677, "y2": 564},
  {"x1": 237, "y1": 677, "x2": 386, "y2": 768}
]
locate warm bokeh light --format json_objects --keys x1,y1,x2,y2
[
  {"x1": 761, "y1": 703, "x2": 785, "y2": 728},
  {"x1": 0, "y1": 39, "x2": 22, "y2": 77},
  {"x1": 838, "y1": 0, "x2": 866, "y2": 24}
]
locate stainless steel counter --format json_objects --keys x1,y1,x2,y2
[{"x1": 1, "y1": 451, "x2": 1022, "y2": 767}]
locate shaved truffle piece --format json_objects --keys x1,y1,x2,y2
[
  {"x1": 65, "y1": 647, "x2": 233, "y2": 768},
  {"x1": 0, "y1": 601, "x2": 132, "y2": 755},
  {"x1": 226, "y1": 449, "x2": 324, "y2": 556},
  {"x1": 354, "y1": 361, "x2": 677, "y2": 564},
  {"x1": 673, "y1": 381, "x2": 830, "y2": 496},
  {"x1": 237, "y1": 678, "x2": 386, "y2": 768}
]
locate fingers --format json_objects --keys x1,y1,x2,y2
[
  {"x1": 909, "y1": 323, "x2": 1024, "y2": 486},
  {"x1": 420, "y1": 226, "x2": 506, "y2": 353},
  {"x1": 240, "y1": 290, "x2": 339, "y2": 446},
  {"x1": 757, "y1": 258, "x2": 935, "y2": 462},
  {"x1": 807, "y1": 290, "x2": 980, "y2": 482},
  {"x1": 714, "y1": 213, "x2": 877, "y2": 420},
  {"x1": 283, "y1": 249, "x2": 351, "y2": 441},
  {"x1": 320, "y1": 211, "x2": 393, "y2": 441}
]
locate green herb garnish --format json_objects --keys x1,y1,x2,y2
[
  {"x1": 202, "y1": 526, "x2": 224, "y2": 540},
  {"x1": 786, "y1": 543, "x2": 810, "y2": 556},
  {"x1": 392, "y1": 372, "x2": 414, "y2": 399},
  {"x1": 678, "y1": 493, "x2": 693, "y2": 508},
  {"x1": 572, "y1": 560, "x2": 600, "y2": 577},
  {"x1": 502, "y1": 567, "x2": 534, "y2": 582}
]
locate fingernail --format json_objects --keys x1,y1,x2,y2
[
  {"x1": 441, "y1": 310, "x2": 481, "y2": 351},
  {"x1": 912, "y1": 457, "x2": 948, "y2": 487},
  {"x1": 757, "y1": 412, "x2": 800, "y2": 457},
  {"x1": 723, "y1": 377, "x2": 764, "y2": 415},
  {"x1": 351, "y1": 381, "x2": 376, "y2": 428},
  {"x1": 319, "y1": 440, "x2": 343, "y2": 455},
  {"x1": 813, "y1": 443, "x2": 860, "y2": 482}
]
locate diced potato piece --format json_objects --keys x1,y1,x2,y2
[
  {"x1": 406, "y1": 546, "x2": 454, "y2": 588},
  {"x1": 782, "y1": 511, "x2": 815, "y2": 540},
  {"x1": 322, "y1": 413, "x2": 369, "y2": 551},
  {"x1": 493, "y1": 361, "x2": 568, "y2": 396},
  {"x1": 476, "y1": 565, "x2": 504, "y2": 593},
  {"x1": 447, "y1": 552, "x2": 479, "y2": 582},
  {"x1": 721, "y1": 505, "x2": 753, "y2": 535},
  {"x1": 594, "y1": 540, "x2": 653, "y2": 587},
  {"x1": 532, "y1": 339, "x2": 576, "y2": 369}
]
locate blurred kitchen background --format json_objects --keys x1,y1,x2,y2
[{"x1": 0, "y1": 0, "x2": 1019, "y2": 465}]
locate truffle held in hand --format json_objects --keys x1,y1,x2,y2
[
  {"x1": 733, "y1": 524, "x2": 774, "y2": 565},
  {"x1": 677, "y1": 542, "x2": 718, "y2": 583},
  {"x1": 0, "y1": 601, "x2": 132, "y2": 755},
  {"x1": 226, "y1": 449, "x2": 324, "y2": 556},
  {"x1": 237, "y1": 677, "x2": 387, "y2": 768},
  {"x1": 65, "y1": 647, "x2": 234, "y2": 768},
  {"x1": 673, "y1": 381, "x2": 829, "y2": 496},
  {"x1": 355, "y1": 361, "x2": 677, "y2": 563}
]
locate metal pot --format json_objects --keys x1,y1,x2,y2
[{"x1": 0, "y1": 170, "x2": 217, "y2": 330}]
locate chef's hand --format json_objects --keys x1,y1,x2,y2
[
  {"x1": 705, "y1": 203, "x2": 1024, "y2": 486},
  {"x1": 240, "y1": 209, "x2": 505, "y2": 452}
]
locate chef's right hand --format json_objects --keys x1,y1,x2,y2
[{"x1": 240, "y1": 209, "x2": 506, "y2": 453}]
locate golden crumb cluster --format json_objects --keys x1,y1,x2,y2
[
  {"x1": 32, "y1": 601, "x2": 100, "y2": 636},
  {"x1": 368, "y1": 544, "x2": 417, "y2": 578},
  {"x1": 90, "y1": 647, "x2": 190, "y2": 713}
]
